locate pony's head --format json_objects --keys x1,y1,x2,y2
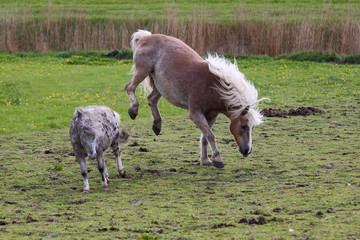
[
  {"x1": 206, "y1": 54, "x2": 269, "y2": 157},
  {"x1": 229, "y1": 106, "x2": 263, "y2": 157}
]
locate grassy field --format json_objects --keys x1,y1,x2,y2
[
  {"x1": 0, "y1": 53, "x2": 359, "y2": 239},
  {"x1": 1, "y1": 0, "x2": 359, "y2": 20}
]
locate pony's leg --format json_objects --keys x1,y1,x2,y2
[
  {"x1": 147, "y1": 87, "x2": 162, "y2": 135},
  {"x1": 112, "y1": 142, "x2": 126, "y2": 178},
  {"x1": 125, "y1": 66, "x2": 152, "y2": 120},
  {"x1": 200, "y1": 116, "x2": 218, "y2": 166},
  {"x1": 96, "y1": 150, "x2": 109, "y2": 190},
  {"x1": 76, "y1": 152, "x2": 90, "y2": 193},
  {"x1": 189, "y1": 111, "x2": 224, "y2": 168},
  {"x1": 71, "y1": 140, "x2": 90, "y2": 192}
]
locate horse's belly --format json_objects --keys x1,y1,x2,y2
[
  {"x1": 153, "y1": 77, "x2": 189, "y2": 109},
  {"x1": 159, "y1": 87, "x2": 188, "y2": 109}
]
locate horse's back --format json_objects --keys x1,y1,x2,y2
[
  {"x1": 134, "y1": 34, "x2": 204, "y2": 67},
  {"x1": 133, "y1": 34, "x2": 216, "y2": 110}
]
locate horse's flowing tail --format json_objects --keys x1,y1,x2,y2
[
  {"x1": 131, "y1": 30, "x2": 154, "y2": 94},
  {"x1": 131, "y1": 30, "x2": 152, "y2": 52}
]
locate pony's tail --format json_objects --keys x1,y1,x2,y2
[
  {"x1": 130, "y1": 30, "x2": 153, "y2": 95},
  {"x1": 142, "y1": 75, "x2": 155, "y2": 95},
  {"x1": 119, "y1": 127, "x2": 131, "y2": 144},
  {"x1": 131, "y1": 30, "x2": 152, "y2": 52}
]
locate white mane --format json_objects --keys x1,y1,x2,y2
[{"x1": 206, "y1": 54, "x2": 267, "y2": 126}]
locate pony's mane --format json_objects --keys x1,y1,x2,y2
[{"x1": 206, "y1": 54, "x2": 267, "y2": 126}]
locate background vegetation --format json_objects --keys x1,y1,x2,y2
[{"x1": 1, "y1": 0, "x2": 360, "y2": 55}]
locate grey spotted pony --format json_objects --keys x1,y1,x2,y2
[{"x1": 70, "y1": 105, "x2": 129, "y2": 193}]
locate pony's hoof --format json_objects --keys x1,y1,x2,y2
[
  {"x1": 201, "y1": 159, "x2": 213, "y2": 166},
  {"x1": 119, "y1": 170, "x2": 126, "y2": 178},
  {"x1": 82, "y1": 189, "x2": 89, "y2": 193},
  {"x1": 152, "y1": 125, "x2": 161, "y2": 135},
  {"x1": 128, "y1": 108, "x2": 137, "y2": 120},
  {"x1": 212, "y1": 161, "x2": 224, "y2": 168}
]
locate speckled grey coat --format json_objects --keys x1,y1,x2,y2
[{"x1": 70, "y1": 105, "x2": 129, "y2": 193}]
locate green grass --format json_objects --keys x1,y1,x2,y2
[
  {"x1": 0, "y1": 54, "x2": 359, "y2": 239},
  {"x1": 1, "y1": 0, "x2": 359, "y2": 21}
]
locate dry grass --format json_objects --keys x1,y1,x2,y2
[{"x1": 1, "y1": 7, "x2": 359, "y2": 56}]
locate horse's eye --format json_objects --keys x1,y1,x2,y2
[{"x1": 240, "y1": 124, "x2": 247, "y2": 130}]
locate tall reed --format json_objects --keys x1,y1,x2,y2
[{"x1": 1, "y1": 7, "x2": 359, "y2": 56}]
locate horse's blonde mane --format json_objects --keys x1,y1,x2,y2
[{"x1": 206, "y1": 54, "x2": 268, "y2": 126}]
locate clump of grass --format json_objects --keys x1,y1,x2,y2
[
  {"x1": 341, "y1": 53, "x2": 360, "y2": 64},
  {"x1": 275, "y1": 51, "x2": 340, "y2": 63},
  {"x1": 47, "y1": 163, "x2": 63, "y2": 171},
  {"x1": 62, "y1": 55, "x2": 118, "y2": 66}
]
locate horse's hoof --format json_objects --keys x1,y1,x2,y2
[
  {"x1": 128, "y1": 109, "x2": 137, "y2": 120},
  {"x1": 201, "y1": 159, "x2": 213, "y2": 166},
  {"x1": 82, "y1": 189, "x2": 89, "y2": 193},
  {"x1": 212, "y1": 161, "x2": 224, "y2": 168},
  {"x1": 119, "y1": 170, "x2": 126, "y2": 178},
  {"x1": 152, "y1": 125, "x2": 161, "y2": 135}
]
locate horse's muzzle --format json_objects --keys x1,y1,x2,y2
[{"x1": 239, "y1": 147, "x2": 252, "y2": 157}]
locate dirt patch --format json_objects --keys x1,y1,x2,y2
[
  {"x1": 68, "y1": 197, "x2": 89, "y2": 205},
  {"x1": 261, "y1": 107, "x2": 323, "y2": 118},
  {"x1": 134, "y1": 166, "x2": 177, "y2": 174},
  {"x1": 98, "y1": 227, "x2": 119, "y2": 232},
  {"x1": 212, "y1": 223, "x2": 236, "y2": 229},
  {"x1": 126, "y1": 228, "x2": 163, "y2": 235},
  {"x1": 239, "y1": 216, "x2": 283, "y2": 225},
  {"x1": 139, "y1": 147, "x2": 150, "y2": 152},
  {"x1": 26, "y1": 214, "x2": 38, "y2": 223}
]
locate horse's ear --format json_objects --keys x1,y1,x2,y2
[{"x1": 241, "y1": 106, "x2": 250, "y2": 116}]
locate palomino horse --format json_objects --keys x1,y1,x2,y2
[{"x1": 125, "y1": 30, "x2": 267, "y2": 168}]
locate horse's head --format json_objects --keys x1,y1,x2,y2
[{"x1": 229, "y1": 106, "x2": 253, "y2": 157}]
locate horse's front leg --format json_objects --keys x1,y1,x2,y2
[
  {"x1": 147, "y1": 87, "x2": 162, "y2": 135},
  {"x1": 96, "y1": 149, "x2": 109, "y2": 191},
  {"x1": 200, "y1": 116, "x2": 218, "y2": 166},
  {"x1": 125, "y1": 68, "x2": 150, "y2": 119},
  {"x1": 76, "y1": 151, "x2": 90, "y2": 193},
  {"x1": 189, "y1": 111, "x2": 224, "y2": 168}
]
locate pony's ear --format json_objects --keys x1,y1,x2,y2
[{"x1": 241, "y1": 106, "x2": 250, "y2": 116}]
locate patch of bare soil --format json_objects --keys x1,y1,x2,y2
[
  {"x1": 238, "y1": 216, "x2": 283, "y2": 225},
  {"x1": 212, "y1": 223, "x2": 236, "y2": 229},
  {"x1": 261, "y1": 107, "x2": 323, "y2": 118}
]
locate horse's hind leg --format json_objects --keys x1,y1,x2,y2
[
  {"x1": 200, "y1": 116, "x2": 218, "y2": 166},
  {"x1": 125, "y1": 64, "x2": 152, "y2": 119},
  {"x1": 111, "y1": 142, "x2": 126, "y2": 178},
  {"x1": 147, "y1": 87, "x2": 162, "y2": 135}
]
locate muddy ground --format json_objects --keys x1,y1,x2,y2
[{"x1": 261, "y1": 106, "x2": 323, "y2": 118}]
